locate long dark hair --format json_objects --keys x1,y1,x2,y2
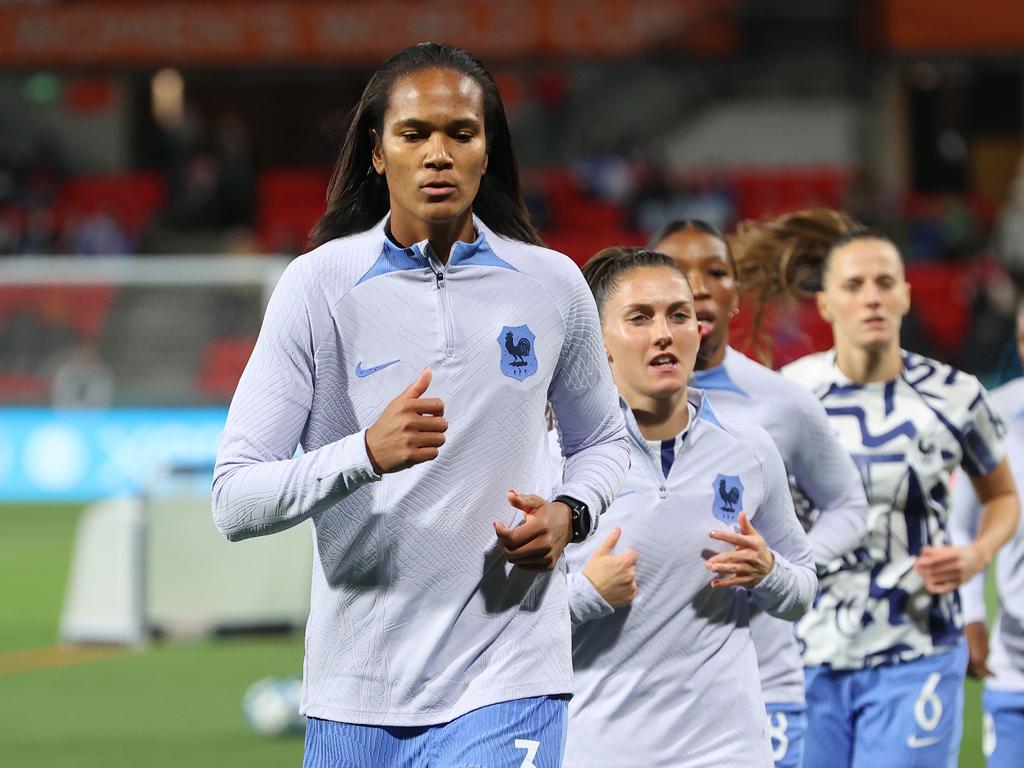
[
  {"x1": 582, "y1": 246, "x2": 690, "y2": 316},
  {"x1": 309, "y1": 43, "x2": 541, "y2": 249}
]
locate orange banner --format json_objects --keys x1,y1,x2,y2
[
  {"x1": 884, "y1": 0, "x2": 1024, "y2": 52},
  {"x1": 0, "y1": 0, "x2": 738, "y2": 67}
]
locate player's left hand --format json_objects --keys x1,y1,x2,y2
[
  {"x1": 705, "y1": 512, "x2": 775, "y2": 589},
  {"x1": 914, "y1": 544, "x2": 985, "y2": 594},
  {"x1": 493, "y1": 492, "x2": 573, "y2": 572}
]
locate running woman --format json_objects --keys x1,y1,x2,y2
[
  {"x1": 951, "y1": 301, "x2": 1024, "y2": 768},
  {"x1": 560, "y1": 247, "x2": 817, "y2": 768},
  {"x1": 649, "y1": 218, "x2": 869, "y2": 768},
  {"x1": 734, "y1": 209, "x2": 1018, "y2": 768},
  {"x1": 212, "y1": 44, "x2": 629, "y2": 768}
]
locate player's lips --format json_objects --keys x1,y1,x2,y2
[
  {"x1": 863, "y1": 315, "x2": 887, "y2": 329},
  {"x1": 696, "y1": 308, "x2": 716, "y2": 338},
  {"x1": 421, "y1": 180, "x2": 457, "y2": 197},
  {"x1": 649, "y1": 352, "x2": 679, "y2": 370}
]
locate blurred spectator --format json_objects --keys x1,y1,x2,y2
[
  {"x1": 996, "y1": 157, "x2": 1024, "y2": 286},
  {"x1": 49, "y1": 342, "x2": 115, "y2": 409},
  {"x1": 66, "y1": 208, "x2": 133, "y2": 256}
]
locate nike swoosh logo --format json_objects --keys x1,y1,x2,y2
[
  {"x1": 906, "y1": 735, "x2": 940, "y2": 749},
  {"x1": 355, "y1": 359, "x2": 401, "y2": 378}
]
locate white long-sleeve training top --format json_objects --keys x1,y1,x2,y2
[
  {"x1": 693, "y1": 346, "x2": 868, "y2": 704},
  {"x1": 561, "y1": 392, "x2": 817, "y2": 768},
  {"x1": 212, "y1": 215, "x2": 629, "y2": 726},
  {"x1": 951, "y1": 376, "x2": 1024, "y2": 693}
]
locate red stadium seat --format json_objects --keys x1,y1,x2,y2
[{"x1": 195, "y1": 336, "x2": 257, "y2": 399}]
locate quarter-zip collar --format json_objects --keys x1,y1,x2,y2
[{"x1": 375, "y1": 214, "x2": 512, "y2": 271}]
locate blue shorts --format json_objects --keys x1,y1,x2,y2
[
  {"x1": 803, "y1": 644, "x2": 966, "y2": 768},
  {"x1": 766, "y1": 703, "x2": 807, "y2": 768},
  {"x1": 302, "y1": 695, "x2": 567, "y2": 768},
  {"x1": 982, "y1": 689, "x2": 1024, "y2": 768}
]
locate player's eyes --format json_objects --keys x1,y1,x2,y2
[
  {"x1": 709, "y1": 268, "x2": 728, "y2": 279},
  {"x1": 453, "y1": 132, "x2": 475, "y2": 142},
  {"x1": 401, "y1": 132, "x2": 424, "y2": 142},
  {"x1": 671, "y1": 312, "x2": 690, "y2": 322},
  {"x1": 626, "y1": 314, "x2": 648, "y2": 324}
]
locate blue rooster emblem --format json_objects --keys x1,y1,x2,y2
[
  {"x1": 711, "y1": 473, "x2": 744, "y2": 524},
  {"x1": 498, "y1": 324, "x2": 537, "y2": 380}
]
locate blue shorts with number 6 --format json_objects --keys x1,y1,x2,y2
[
  {"x1": 302, "y1": 695, "x2": 567, "y2": 768},
  {"x1": 766, "y1": 703, "x2": 807, "y2": 768},
  {"x1": 982, "y1": 689, "x2": 1024, "y2": 768},
  {"x1": 803, "y1": 644, "x2": 966, "y2": 768}
]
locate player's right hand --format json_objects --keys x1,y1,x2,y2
[
  {"x1": 364, "y1": 368, "x2": 447, "y2": 474},
  {"x1": 582, "y1": 527, "x2": 638, "y2": 607},
  {"x1": 965, "y1": 621, "x2": 992, "y2": 679}
]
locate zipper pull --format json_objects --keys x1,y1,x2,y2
[
  {"x1": 435, "y1": 270, "x2": 444, "y2": 289},
  {"x1": 659, "y1": 485, "x2": 668, "y2": 500}
]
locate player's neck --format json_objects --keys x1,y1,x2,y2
[
  {"x1": 388, "y1": 209, "x2": 476, "y2": 265},
  {"x1": 835, "y1": 341, "x2": 902, "y2": 384},
  {"x1": 629, "y1": 390, "x2": 691, "y2": 441},
  {"x1": 693, "y1": 337, "x2": 728, "y2": 372}
]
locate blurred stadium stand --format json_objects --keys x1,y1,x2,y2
[{"x1": 0, "y1": 0, "x2": 1021, "y2": 411}]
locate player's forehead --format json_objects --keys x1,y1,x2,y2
[
  {"x1": 383, "y1": 68, "x2": 485, "y2": 128},
  {"x1": 657, "y1": 229, "x2": 729, "y2": 266},
  {"x1": 829, "y1": 238, "x2": 904, "y2": 281},
  {"x1": 609, "y1": 266, "x2": 694, "y2": 310}
]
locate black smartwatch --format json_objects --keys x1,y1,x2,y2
[{"x1": 554, "y1": 495, "x2": 592, "y2": 543}]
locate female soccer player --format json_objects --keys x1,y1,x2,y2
[
  {"x1": 648, "y1": 219, "x2": 869, "y2": 768},
  {"x1": 951, "y1": 301, "x2": 1024, "y2": 768},
  {"x1": 734, "y1": 209, "x2": 1019, "y2": 768},
  {"x1": 212, "y1": 44, "x2": 629, "y2": 768},
  {"x1": 561, "y1": 247, "x2": 817, "y2": 768}
]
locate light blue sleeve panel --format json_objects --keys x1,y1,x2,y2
[
  {"x1": 211, "y1": 256, "x2": 380, "y2": 541},
  {"x1": 748, "y1": 426, "x2": 818, "y2": 622},
  {"x1": 790, "y1": 388, "x2": 869, "y2": 563},
  {"x1": 546, "y1": 262, "x2": 630, "y2": 526},
  {"x1": 950, "y1": 469, "x2": 987, "y2": 624}
]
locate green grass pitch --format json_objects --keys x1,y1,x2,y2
[{"x1": 0, "y1": 504, "x2": 990, "y2": 767}]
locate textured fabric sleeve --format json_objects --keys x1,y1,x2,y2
[
  {"x1": 748, "y1": 428, "x2": 818, "y2": 621},
  {"x1": 950, "y1": 470, "x2": 987, "y2": 625},
  {"x1": 212, "y1": 261, "x2": 380, "y2": 541},
  {"x1": 960, "y1": 378, "x2": 1007, "y2": 477},
  {"x1": 567, "y1": 569, "x2": 616, "y2": 627},
  {"x1": 547, "y1": 266, "x2": 630, "y2": 531},
  {"x1": 791, "y1": 393, "x2": 869, "y2": 564}
]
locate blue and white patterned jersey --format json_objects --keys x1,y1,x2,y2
[
  {"x1": 562, "y1": 393, "x2": 817, "y2": 768},
  {"x1": 212, "y1": 216, "x2": 629, "y2": 726},
  {"x1": 952, "y1": 377, "x2": 1024, "y2": 693},
  {"x1": 694, "y1": 347, "x2": 868, "y2": 703},
  {"x1": 782, "y1": 349, "x2": 1006, "y2": 670}
]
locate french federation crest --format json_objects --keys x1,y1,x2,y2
[
  {"x1": 498, "y1": 324, "x2": 537, "y2": 380},
  {"x1": 711, "y1": 473, "x2": 744, "y2": 524}
]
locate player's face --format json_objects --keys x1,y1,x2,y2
[
  {"x1": 372, "y1": 68, "x2": 489, "y2": 237},
  {"x1": 818, "y1": 238, "x2": 910, "y2": 353},
  {"x1": 602, "y1": 266, "x2": 700, "y2": 405},
  {"x1": 653, "y1": 228, "x2": 737, "y2": 369}
]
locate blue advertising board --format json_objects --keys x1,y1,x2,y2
[{"x1": 0, "y1": 408, "x2": 228, "y2": 502}]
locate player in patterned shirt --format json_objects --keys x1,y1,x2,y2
[
  {"x1": 212, "y1": 44, "x2": 629, "y2": 768},
  {"x1": 951, "y1": 301, "x2": 1024, "y2": 768},
  {"x1": 649, "y1": 219, "x2": 869, "y2": 768},
  {"x1": 734, "y1": 209, "x2": 1019, "y2": 768},
  {"x1": 557, "y1": 247, "x2": 817, "y2": 767}
]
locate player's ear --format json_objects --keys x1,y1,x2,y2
[
  {"x1": 900, "y1": 280, "x2": 911, "y2": 317},
  {"x1": 370, "y1": 129, "x2": 385, "y2": 176},
  {"x1": 816, "y1": 290, "x2": 833, "y2": 324},
  {"x1": 481, "y1": 150, "x2": 488, "y2": 175}
]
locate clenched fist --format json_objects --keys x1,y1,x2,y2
[
  {"x1": 365, "y1": 368, "x2": 447, "y2": 474},
  {"x1": 582, "y1": 527, "x2": 639, "y2": 607}
]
